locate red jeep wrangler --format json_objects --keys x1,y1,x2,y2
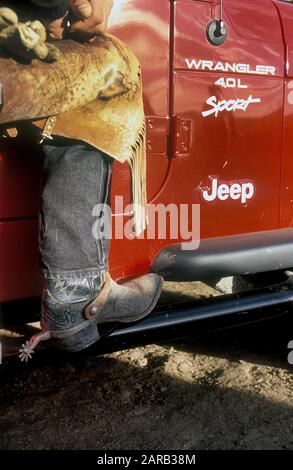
[{"x1": 1, "y1": 0, "x2": 293, "y2": 343}]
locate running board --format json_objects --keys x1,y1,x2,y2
[
  {"x1": 107, "y1": 284, "x2": 293, "y2": 338},
  {"x1": 2, "y1": 285, "x2": 292, "y2": 360}
]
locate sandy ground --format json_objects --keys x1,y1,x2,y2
[{"x1": 0, "y1": 281, "x2": 292, "y2": 450}]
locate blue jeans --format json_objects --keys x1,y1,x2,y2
[{"x1": 40, "y1": 137, "x2": 113, "y2": 303}]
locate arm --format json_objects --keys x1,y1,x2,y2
[
  {"x1": 0, "y1": 0, "x2": 113, "y2": 39},
  {"x1": 68, "y1": 0, "x2": 113, "y2": 38},
  {"x1": 32, "y1": 0, "x2": 114, "y2": 40},
  {"x1": 32, "y1": 0, "x2": 114, "y2": 39}
]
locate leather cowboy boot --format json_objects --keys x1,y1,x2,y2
[
  {"x1": 84, "y1": 273, "x2": 164, "y2": 324},
  {"x1": 39, "y1": 274, "x2": 103, "y2": 353},
  {"x1": 19, "y1": 272, "x2": 163, "y2": 360}
]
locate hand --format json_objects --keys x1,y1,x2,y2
[
  {"x1": 68, "y1": 0, "x2": 113, "y2": 41},
  {"x1": 42, "y1": 14, "x2": 68, "y2": 40}
]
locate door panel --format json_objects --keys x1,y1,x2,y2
[
  {"x1": 280, "y1": 79, "x2": 293, "y2": 228},
  {"x1": 174, "y1": 0, "x2": 284, "y2": 77},
  {"x1": 171, "y1": 0, "x2": 285, "y2": 238},
  {"x1": 273, "y1": 0, "x2": 293, "y2": 78},
  {"x1": 173, "y1": 72, "x2": 283, "y2": 236},
  {"x1": 273, "y1": 1, "x2": 293, "y2": 227}
]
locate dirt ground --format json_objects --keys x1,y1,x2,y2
[{"x1": 0, "y1": 281, "x2": 293, "y2": 450}]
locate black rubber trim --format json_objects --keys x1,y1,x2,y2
[{"x1": 151, "y1": 228, "x2": 293, "y2": 281}]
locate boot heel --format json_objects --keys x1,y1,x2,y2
[{"x1": 52, "y1": 321, "x2": 99, "y2": 353}]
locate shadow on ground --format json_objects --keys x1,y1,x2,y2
[{"x1": 0, "y1": 315, "x2": 292, "y2": 450}]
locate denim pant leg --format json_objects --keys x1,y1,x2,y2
[{"x1": 39, "y1": 137, "x2": 112, "y2": 300}]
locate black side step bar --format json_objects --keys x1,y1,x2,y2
[
  {"x1": 2, "y1": 286, "x2": 292, "y2": 360},
  {"x1": 107, "y1": 285, "x2": 293, "y2": 339},
  {"x1": 151, "y1": 228, "x2": 293, "y2": 282}
]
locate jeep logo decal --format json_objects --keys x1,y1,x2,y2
[{"x1": 201, "y1": 177, "x2": 255, "y2": 204}]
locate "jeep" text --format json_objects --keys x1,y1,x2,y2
[{"x1": 201, "y1": 178, "x2": 255, "y2": 204}]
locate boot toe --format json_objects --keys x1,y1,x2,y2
[{"x1": 95, "y1": 273, "x2": 164, "y2": 324}]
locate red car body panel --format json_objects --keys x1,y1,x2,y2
[{"x1": 0, "y1": 0, "x2": 293, "y2": 302}]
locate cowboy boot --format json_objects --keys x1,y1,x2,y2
[
  {"x1": 39, "y1": 274, "x2": 103, "y2": 353},
  {"x1": 19, "y1": 272, "x2": 163, "y2": 360},
  {"x1": 84, "y1": 272, "x2": 164, "y2": 324}
]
